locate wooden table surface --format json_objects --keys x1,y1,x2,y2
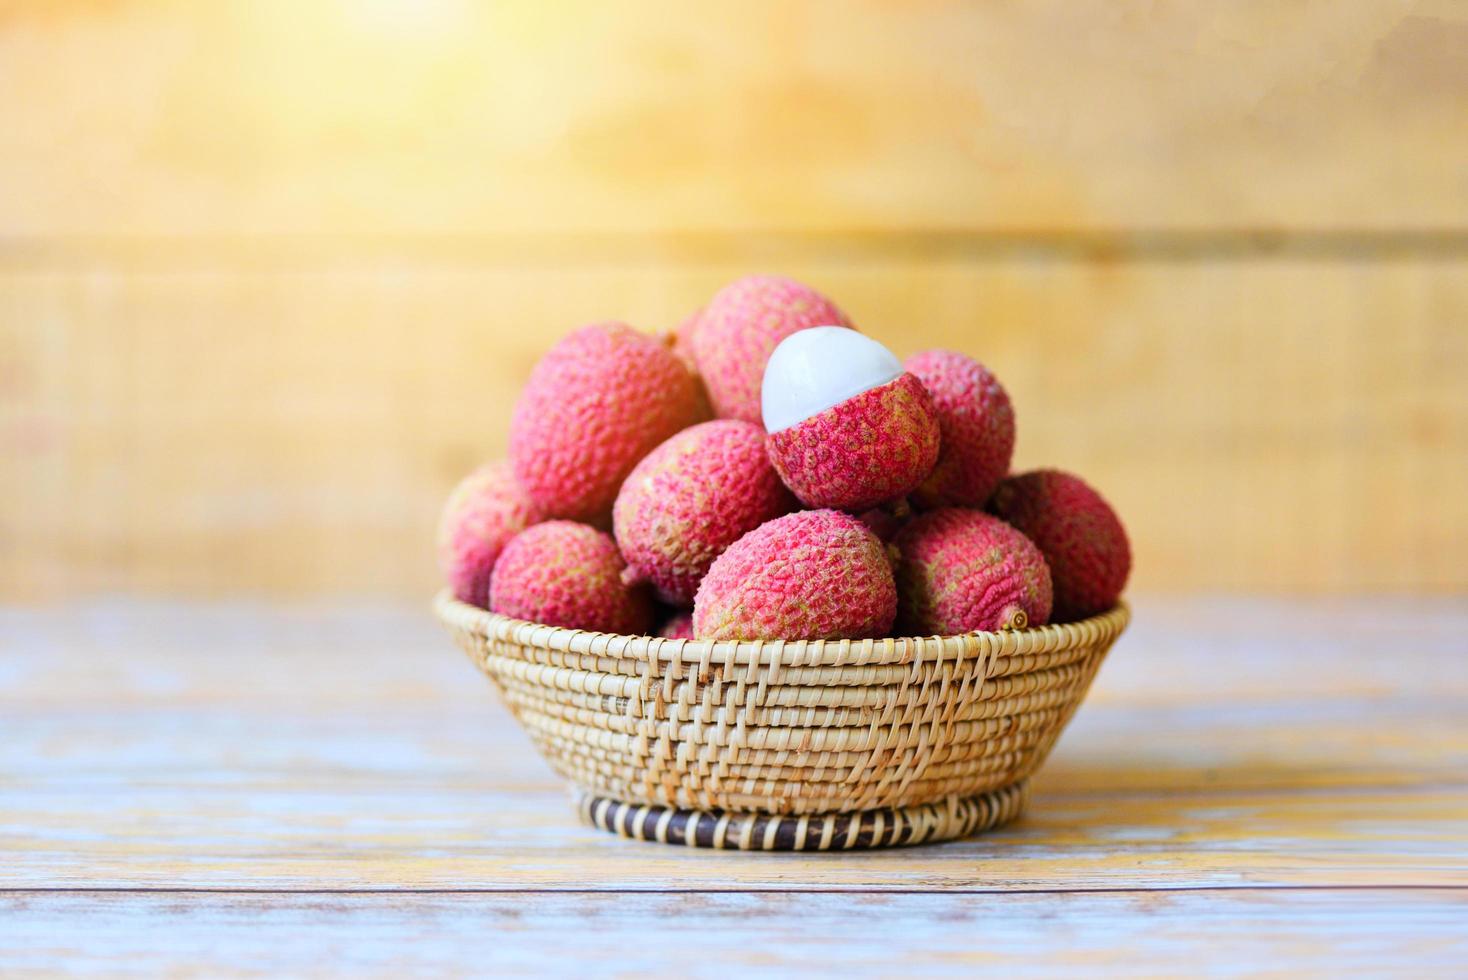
[{"x1": 4, "y1": 597, "x2": 1466, "y2": 976}]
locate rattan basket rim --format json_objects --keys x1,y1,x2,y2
[{"x1": 434, "y1": 590, "x2": 1129, "y2": 667}]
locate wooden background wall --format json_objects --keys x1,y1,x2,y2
[{"x1": 2, "y1": 0, "x2": 1466, "y2": 600}]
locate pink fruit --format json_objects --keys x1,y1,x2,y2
[
  {"x1": 693, "y1": 510, "x2": 896, "y2": 641},
  {"x1": 988, "y1": 469, "x2": 1130, "y2": 621},
  {"x1": 691, "y1": 276, "x2": 853, "y2": 425},
  {"x1": 436, "y1": 461, "x2": 544, "y2": 608},
  {"x1": 668, "y1": 306, "x2": 703, "y2": 372},
  {"x1": 763, "y1": 328, "x2": 940, "y2": 512},
  {"x1": 894, "y1": 509, "x2": 1052, "y2": 634},
  {"x1": 857, "y1": 500, "x2": 912, "y2": 543},
  {"x1": 614, "y1": 420, "x2": 796, "y2": 605},
  {"x1": 905, "y1": 350, "x2": 1015, "y2": 509},
  {"x1": 489, "y1": 521, "x2": 653, "y2": 635},
  {"x1": 657, "y1": 611, "x2": 695, "y2": 640},
  {"x1": 510, "y1": 322, "x2": 706, "y2": 524}
]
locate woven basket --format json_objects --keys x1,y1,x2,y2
[{"x1": 436, "y1": 592, "x2": 1127, "y2": 850}]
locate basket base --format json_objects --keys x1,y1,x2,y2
[{"x1": 576, "y1": 781, "x2": 1028, "y2": 851}]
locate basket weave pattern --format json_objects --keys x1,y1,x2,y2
[
  {"x1": 577, "y1": 781, "x2": 1029, "y2": 851},
  {"x1": 437, "y1": 593, "x2": 1127, "y2": 820}
]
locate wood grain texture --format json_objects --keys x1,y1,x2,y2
[
  {"x1": 3, "y1": 891, "x2": 1465, "y2": 978},
  {"x1": 2, "y1": 597, "x2": 1465, "y2": 889},
  {"x1": 2, "y1": 1, "x2": 1466, "y2": 600},
  {"x1": 3, "y1": 597, "x2": 1466, "y2": 973},
  {"x1": 1, "y1": 1, "x2": 1465, "y2": 235},
  {"x1": 4, "y1": 259, "x2": 1465, "y2": 598},
  {"x1": 3, "y1": 595, "x2": 1466, "y2": 977}
]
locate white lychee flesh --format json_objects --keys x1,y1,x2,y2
[{"x1": 760, "y1": 327, "x2": 904, "y2": 433}]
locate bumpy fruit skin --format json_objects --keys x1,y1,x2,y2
[
  {"x1": 614, "y1": 420, "x2": 796, "y2": 605},
  {"x1": 767, "y1": 373, "x2": 940, "y2": 512},
  {"x1": 693, "y1": 510, "x2": 896, "y2": 641},
  {"x1": 692, "y1": 276, "x2": 853, "y2": 424},
  {"x1": 668, "y1": 306, "x2": 703, "y2": 371},
  {"x1": 988, "y1": 470, "x2": 1130, "y2": 621},
  {"x1": 857, "y1": 502, "x2": 910, "y2": 543},
  {"x1": 894, "y1": 509, "x2": 1052, "y2": 634},
  {"x1": 510, "y1": 322, "x2": 707, "y2": 524},
  {"x1": 489, "y1": 521, "x2": 653, "y2": 635},
  {"x1": 657, "y1": 611, "x2": 695, "y2": 640},
  {"x1": 436, "y1": 461, "x2": 544, "y2": 608},
  {"x1": 905, "y1": 350, "x2": 1015, "y2": 509}
]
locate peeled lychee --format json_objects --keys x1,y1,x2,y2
[
  {"x1": 988, "y1": 469, "x2": 1130, "y2": 621},
  {"x1": 489, "y1": 521, "x2": 654, "y2": 635},
  {"x1": 436, "y1": 461, "x2": 545, "y2": 608},
  {"x1": 691, "y1": 276, "x2": 853, "y2": 424},
  {"x1": 613, "y1": 419, "x2": 796, "y2": 605},
  {"x1": 693, "y1": 510, "x2": 896, "y2": 641},
  {"x1": 905, "y1": 350, "x2": 1015, "y2": 509},
  {"x1": 894, "y1": 509, "x2": 1052, "y2": 634},
  {"x1": 763, "y1": 327, "x2": 941, "y2": 512},
  {"x1": 657, "y1": 611, "x2": 695, "y2": 640},
  {"x1": 510, "y1": 322, "x2": 706, "y2": 524}
]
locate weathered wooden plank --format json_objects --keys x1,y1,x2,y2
[
  {"x1": 5, "y1": 599, "x2": 1466, "y2": 795},
  {"x1": 5, "y1": 782, "x2": 1465, "y2": 891},
  {"x1": 3, "y1": 600, "x2": 1465, "y2": 891},
  {"x1": 4, "y1": 258, "x2": 1465, "y2": 599},
  {"x1": 4, "y1": 598, "x2": 1465, "y2": 796},
  {"x1": 2, "y1": 1, "x2": 1465, "y2": 235},
  {"x1": 2, "y1": 890, "x2": 1464, "y2": 978},
  {"x1": 5, "y1": 696, "x2": 1464, "y2": 794}
]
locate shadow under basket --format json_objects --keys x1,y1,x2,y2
[{"x1": 436, "y1": 593, "x2": 1129, "y2": 851}]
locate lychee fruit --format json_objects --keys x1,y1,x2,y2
[
  {"x1": 489, "y1": 521, "x2": 654, "y2": 635},
  {"x1": 613, "y1": 419, "x2": 796, "y2": 605},
  {"x1": 668, "y1": 306, "x2": 703, "y2": 372},
  {"x1": 763, "y1": 327, "x2": 941, "y2": 512},
  {"x1": 905, "y1": 350, "x2": 1015, "y2": 509},
  {"x1": 691, "y1": 275, "x2": 853, "y2": 424},
  {"x1": 857, "y1": 499, "x2": 913, "y2": 543},
  {"x1": 693, "y1": 510, "x2": 897, "y2": 641},
  {"x1": 436, "y1": 461, "x2": 545, "y2": 608},
  {"x1": 893, "y1": 509, "x2": 1052, "y2": 634},
  {"x1": 657, "y1": 611, "x2": 695, "y2": 640},
  {"x1": 510, "y1": 322, "x2": 707, "y2": 524},
  {"x1": 988, "y1": 469, "x2": 1130, "y2": 621}
]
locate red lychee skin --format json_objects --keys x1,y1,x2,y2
[
  {"x1": 857, "y1": 499, "x2": 913, "y2": 543},
  {"x1": 905, "y1": 350, "x2": 1016, "y2": 510},
  {"x1": 767, "y1": 373, "x2": 940, "y2": 512},
  {"x1": 693, "y1": 510, "x2": 896, "y2": 641},
  {"x1": 988, "y1": 470, "x2": 1130, "y2": 621},
  {"x1": 657, "y1": 611, "x2": 695, "y2": 640},
  {"x1": 510, "y1": 322, "x2": 707, "y2": 525},
  {"x1": 614, "y1": 420, "x2": 797, "y2": 605},
  {"x1": 436, "y1": 461, "x2": 545, "y2": 608},
  {"x1": 489, "y1": 521, "x2": 654, "y2": 635},
  {"x1": 893, "y1": 509, "x2": 1052, "y2": 634},
  {"x1": 691, "y1": 276, "x2": 853, "y2": 425},
  {"x1": 668, "y1": 306, "x2": 703, "y2": 372}
]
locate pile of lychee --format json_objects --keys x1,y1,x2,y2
[{"x1": 439, "y1": 275, "x2": 1130, "y2": 642}]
